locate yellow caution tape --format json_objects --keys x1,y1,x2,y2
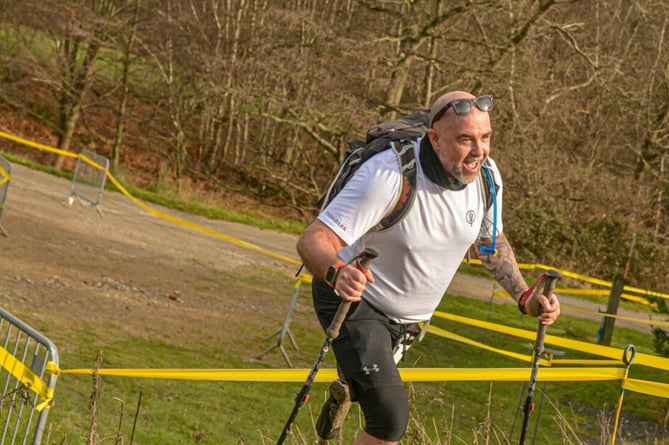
[
  {"x1": 551, "y1": 359, "x2": 621, "y2": 366},
  {"x1": 426, "y1": 324, "x2": 547, "y2": 365},
  {"x1": 57, "y1": 367, "x2": 339, "y2": 381},
  {"x1": 295, "y1": 273, "x2": 312, "y2": 285},
  {"x1": 432, "y1": 311, "x2": 669, "y2": 371},
  {"x1": 79, "y1": 153, "x2": 109, "y2": 172},
  {"x1": 624, "y1": 378, "x2": 669, "y2": 399},
  {"x1": 490, "y1": 290, "x2": 669, "y2": 328},
  {"x1": 0, "y1": 130, "x2": 77, "y2": 158},
  {"x1": 426, "y1": 317, "x2": 637, "y2": 367},
  {"x1": 505, "y1": 263, "x2": 669, "y2": 301},
  {"x1": 0, "y1": 346, "x2": 54, "y2": 411},
  {"x1": 400, "y1": 367, "x2": 626, "y2": 382},
  {"x1": 55, "y1": 366, "x2": 626, "y2": 384},
  {"x1": 0, "y1": 165, "x2": 9, "y2": 185},
  {"x1": 104, "y1": 173, "x2": 300, "y2": 265},
  {"x1": 51, "y1": 366, "x2": 669, "y2": 400}
]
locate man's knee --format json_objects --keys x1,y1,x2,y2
[{"x1": 357, "y1": 385, "x2": 409, "y2": 441}]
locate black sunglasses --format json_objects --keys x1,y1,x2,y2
[{"x1": 430, "y1": 95, "x2": 494, "y2": 127}]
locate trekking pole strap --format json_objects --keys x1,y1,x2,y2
[
  {"x1": 518, "y1": 269, "x2": 561, "y2": 316},
  {"x1": 518, "y1": 273, "x2": 547, "y2": 307}
]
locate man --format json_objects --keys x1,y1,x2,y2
[{"x1": 296, "y1": 91, "x2": 560, "y2": 444}]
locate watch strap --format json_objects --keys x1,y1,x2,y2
[{"x1": 325, "y1": 261, "x2": 345, "y2": 288}]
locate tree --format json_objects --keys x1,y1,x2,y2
[
  {"x1": 110, "y1": 0, "x2": 142, "y2": 172},
  {"x1": 1, "y1": 0, "x2": 668, "y2": 290}
]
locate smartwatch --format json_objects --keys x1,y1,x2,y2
[{"x1": 324, "y1": 261, "x2": 345, "y2": 288}]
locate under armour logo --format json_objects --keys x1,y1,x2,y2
[{"x1": 362, "y1": 364, "x2": 380, "y2": 375}]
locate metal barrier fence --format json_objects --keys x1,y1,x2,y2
[
  {"x1": 0, "y1": 155, "x2": 11, "y2": 236},
  {"x1": 68, "y1": 148, "x2": 109, "y2": 211},
  {"x1": 0, "y1": 307, "x2": 59, "y2": 445}
]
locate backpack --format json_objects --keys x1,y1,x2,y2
[{"x1": 318, "y1": 109, "x2": 497, "y2": 232}]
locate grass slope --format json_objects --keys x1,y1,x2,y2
[{"x1": 38, "y1": 276, "x2": 668, "y2": 445}]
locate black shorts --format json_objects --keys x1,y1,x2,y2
[{"x1": 312, "y1": 279, "x2": 410, "y2": 440}]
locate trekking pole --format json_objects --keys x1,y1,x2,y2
[
  {"x1": 277, "y1": 247, "x2": 379, "y2": 445},
  {"x1": 519, "y1": 269, "x2": 560, "y2": 445}
]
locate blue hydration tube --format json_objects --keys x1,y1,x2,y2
[{"x1": 478, "y1": 161, "x2": 498, "y2": 256}]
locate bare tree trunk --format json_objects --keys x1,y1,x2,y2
[
  {"x1": 383, "y1": 1, "x2": 469, "y2": 116},
  {"x1": 111, "y1": 0, "x2": 141, "y2": 172},
  {"x1": 54, "y1": 0, "x2": 120, "y2": 169},
  {"x1": 422, "y1": 1, "x2": 440, "y2": 108},
  {"x1": 470, "y1": 0, "x2": 559, "y2": 94},
  {"x1": 140, "y1": 0, "x2": 193, "y2": 194},
  {"x1": 55, "y1": 37, "x2": 101, "y2": 169},
  {"x1": 656, "y1": 156, "x2": 667, "y2": 241}
]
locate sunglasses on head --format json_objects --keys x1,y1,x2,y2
[{"x1": 430, "y1": 95, "x2": 494, "y2": 127}]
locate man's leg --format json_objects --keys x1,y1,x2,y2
[
  {"x1": 312, "y1": 282, "x2": 408, "y2": 442},
  {"x1": 354, "y1": 384, "x2": 409, "y2": 443}
]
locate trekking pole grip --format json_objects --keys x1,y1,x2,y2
[
  {"x1": 535, "y1": 269, "x2": 561, "y2": 353},
  {"x1": 326, "y1": 247, "x2": 379, "y2": 339}
]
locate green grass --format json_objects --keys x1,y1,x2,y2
[{"x1": 28, "y1": 287, "x2": 666, "y2": 445}]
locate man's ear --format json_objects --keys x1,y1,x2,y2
[{"x1": 427, "y1": 128, "x2": 440, "y2": 154}]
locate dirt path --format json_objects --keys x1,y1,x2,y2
[
  {"x1": 0, "y1": 162, "x2": 663, "y2": 354},
  {"x1": 1, "y1": 163, "x2": 301, "y2": 350}
]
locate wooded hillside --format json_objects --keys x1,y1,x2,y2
[{"x1": 0, "y1": 0, "x2": 667, "y2": 293}]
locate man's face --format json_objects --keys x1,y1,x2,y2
[{"x1": 427, "y1": 106, "x2": 492, "y2": 184}]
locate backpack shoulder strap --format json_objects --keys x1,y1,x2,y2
[{"x1": 374, "y1": 140, "x2": 418, "y2": 231}]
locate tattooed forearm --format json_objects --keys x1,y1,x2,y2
[{"x1": 475, "y1": 233, "x2": 528, "y2": 302}]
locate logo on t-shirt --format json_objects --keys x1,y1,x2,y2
[
  {"x1": 325, "y1": 210, "x2": 348, "y2": 232},
  {"x1": 466, "y1": 210, "x2": 476, "y2": 226}
]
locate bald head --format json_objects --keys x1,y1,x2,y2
[
  {"x1": 429, "y1": 91, "x2": 476, "y2": 127},
  {"x1": 426, "y1": 91, "x2": 493, "y2": 184}
]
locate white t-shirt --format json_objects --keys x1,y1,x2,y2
[{"x1": 318, "y1": 137, "x2": 504, "y2": 323}]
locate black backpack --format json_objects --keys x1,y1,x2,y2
[{"x1": 318, "y1": 109, "x2": 497, "y2": 232}]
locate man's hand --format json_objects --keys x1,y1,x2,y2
[
  {"x1": 334, "y1": 263, "x2": 374, "y2": 302},
  {"x1": 525, "y1": 292, "x2": 560, "y2": 325}
]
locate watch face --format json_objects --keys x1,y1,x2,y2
[{"x1": 325, "y1": 265, "x2": 338, "y2": 284}]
